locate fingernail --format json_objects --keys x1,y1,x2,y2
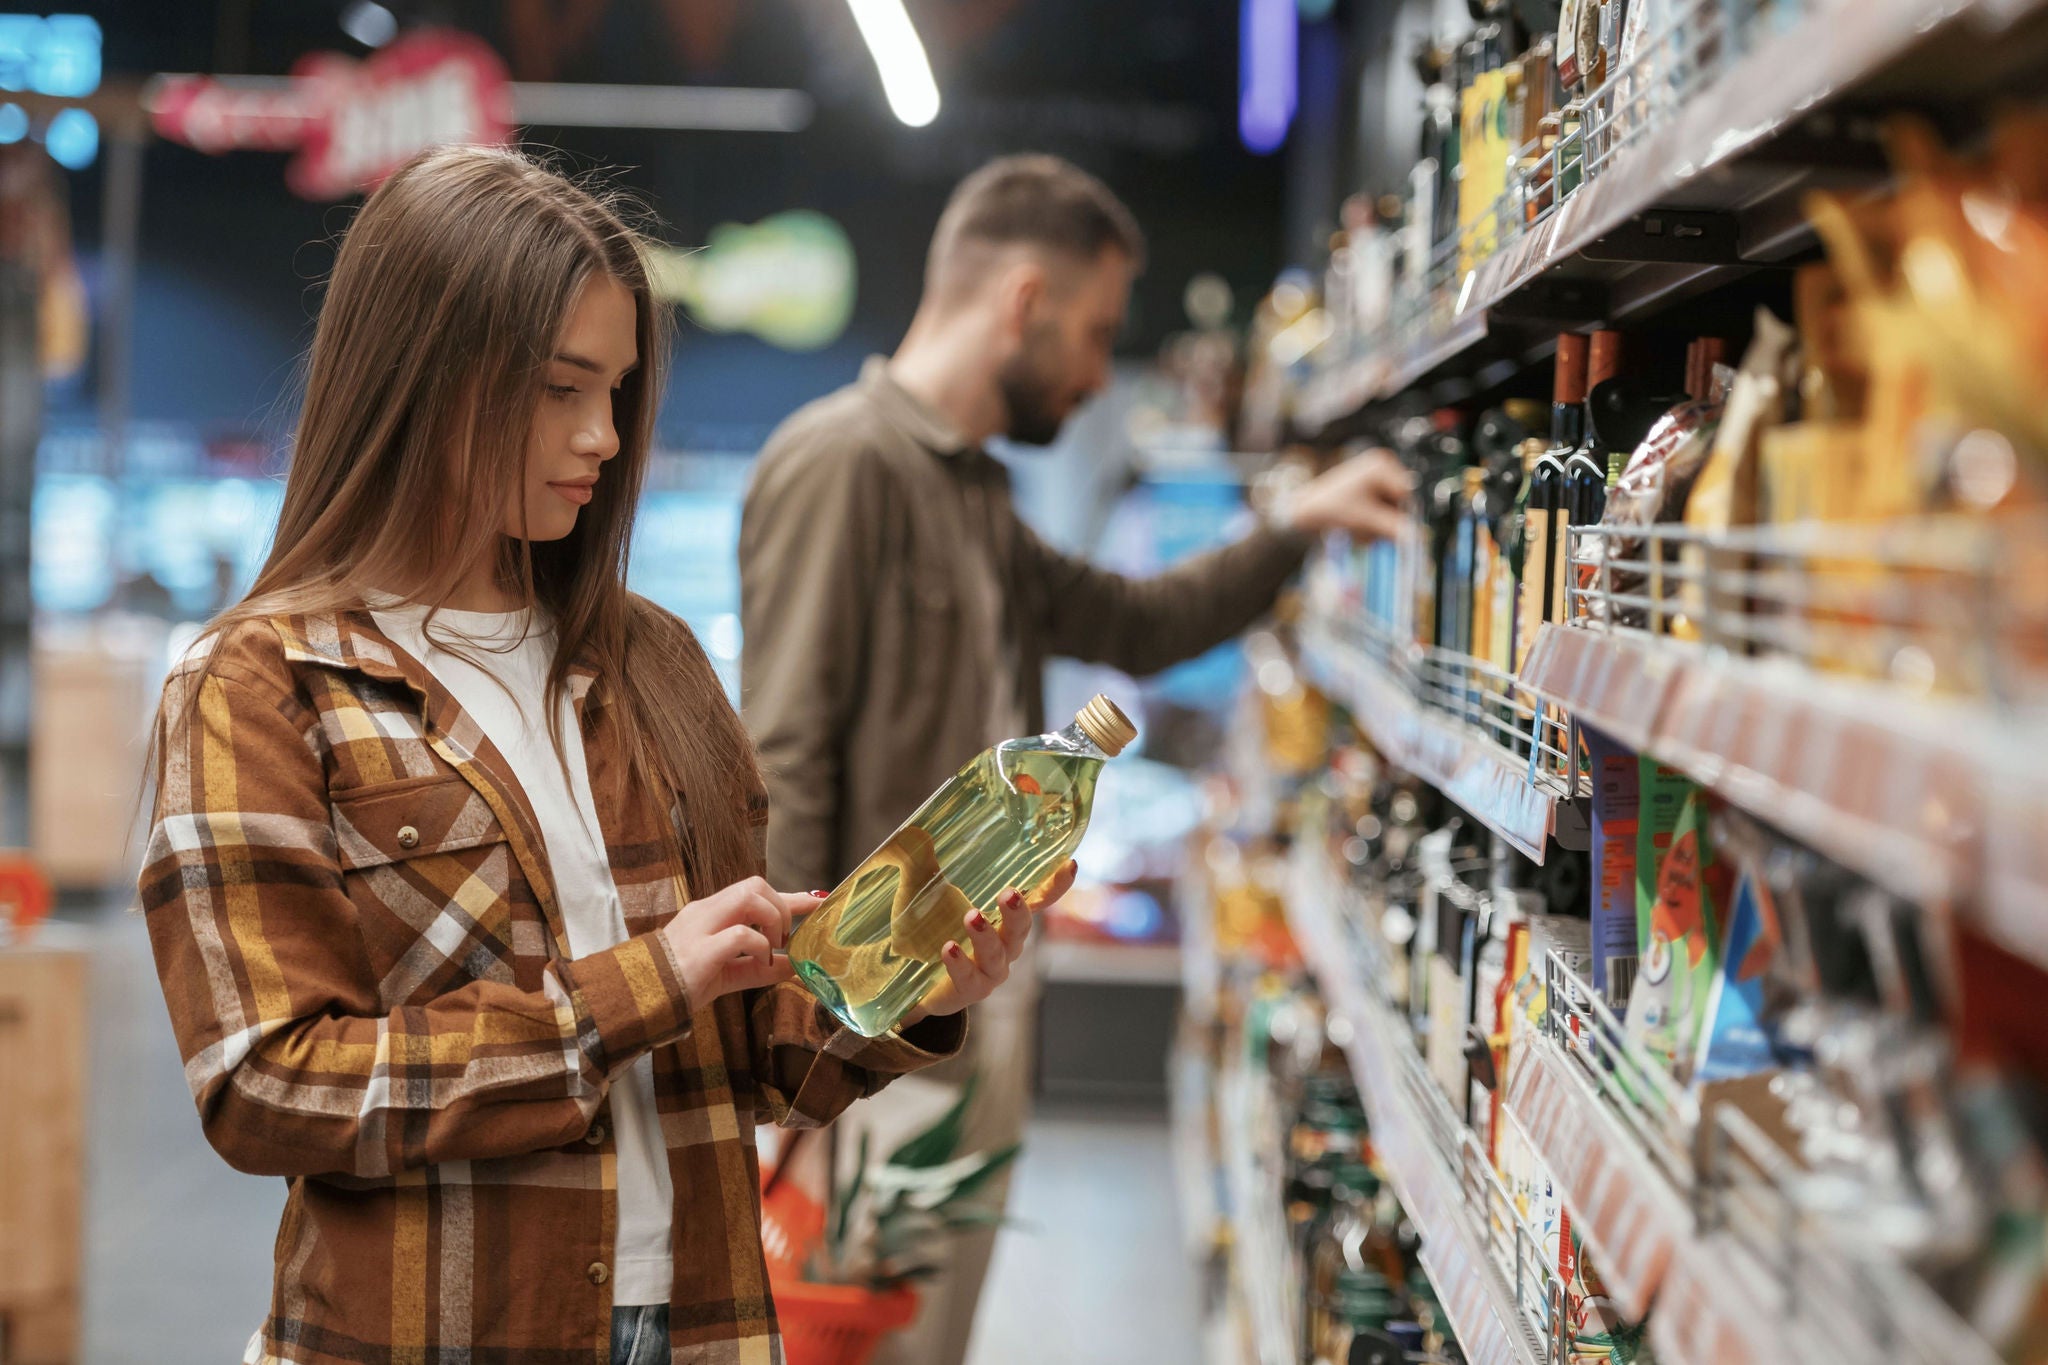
[
  {"x1": 810, "y1": 890, "x2": 828, "y2": 898},
  {"x1": 968, "y1": 911, "x2": 989, "y2": 931},
  {"x1": 999, "y1": 891, "x2": 1022, "y2": 911},
  {"x1": 944, "y1": 942, "x2": 962, "y2": 958}
]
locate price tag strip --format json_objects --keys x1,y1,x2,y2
[
  {"x1": 1218, "y1": 1068, "x2": 1302, "y2": 1365},
  {"x1": 1527, "y1": 623, "x2": 2014, "y2": 943},
  {"x1": 1301, "y1": 627, "x2": 1560, "y2": 864},
  {"x1": 1285, "y1": 851, "x2": 1541, "y2": 1365},
  {"x1": 1502, "y1": 1032, "x2": 1688, "y2": 1320}
]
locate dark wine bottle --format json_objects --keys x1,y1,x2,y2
[
  {"x1": 1515, "y1": 334, "x2": 1586, "y2": 672},
  {"x1": 1556, "y1": 329, "x2": 1622, "y2": 625}
]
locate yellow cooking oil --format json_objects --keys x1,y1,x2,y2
[{"x1": 788, "y1": 695, "x2": 1136, "y2": 1036}]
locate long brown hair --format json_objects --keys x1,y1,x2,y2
[{"x1": 176, "y1": 143, "x2": 758, "y2": 887}]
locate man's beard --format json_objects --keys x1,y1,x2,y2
[{"x1": 995, "y1": 326, "x2": 1070, "y2": 447}]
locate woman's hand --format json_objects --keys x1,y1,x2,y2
[
  {"x1": 658, "y1": 876, "x2": 817, "y2": 1008},
  {"x1": 904, "y1": 861, "x2": 1079, "y2": 1027}
]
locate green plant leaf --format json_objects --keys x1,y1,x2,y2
[
  {"x1": 938, "y1": 1209, "x2": 1010, "y2": 1231},
  {"x1": 947, "y1": 1142, "x2": 1021, "y2": 1204},
  {"x1": 830, "y1": 1128, "x2": 870, "y2": 1254},
  {"x1": 887, "y1": 1072, "x2": 980, "y2": 1169}
]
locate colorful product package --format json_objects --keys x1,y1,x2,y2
[
  {"x1": 1692, "y1": 818, "x2": 1788, "y2": 1084},
  {"x1": 1586, "y1": 727, "x2": 1642, "y2": 1014},
  {"x1": 1674, "y1": 308, "x2": 1796, "y2": 645},
  {"x1": 1559, "y1": 1220, "x2": 1657, "y2": 1364},
  {"x1": 1624, "y1": 788, "x2": 1730, "y2": 1081},
  {"x1": 1487, "y1": 918, "x2": 1532, "y2": 1170},
  {"x1": 1633, "y1": 758, "x2": 1692, "y2": 929}
]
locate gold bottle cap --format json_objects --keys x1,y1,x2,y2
[{"x1": 1075, "y1": 695, "x2": 1137, "y2": 757}]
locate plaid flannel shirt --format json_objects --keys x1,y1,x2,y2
[{"x1": 140, "y1": 607, "x2": 964, "y2": 1365}]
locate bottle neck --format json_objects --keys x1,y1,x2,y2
[
  {"x1": 1055, "y1": 720, "x2": 1112, "y2": 762},
  {"x1": 1550, "y1": 403, "x2": 1582, "y2": 450}
]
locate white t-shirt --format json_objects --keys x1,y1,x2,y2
[{"x1": 370, "y1": 601, "x2": 675, "y2": 1307}]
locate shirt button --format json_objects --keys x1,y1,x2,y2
[
  {"x1": 588, "y1": 1261, "x2": 610, "y2": 1286},
  {"x1": 584, "y1": 1124, "x2": 606, "y2": 1146},
  {"x1": 396, "y1": 825, "x2": 420, "y2": 850}
]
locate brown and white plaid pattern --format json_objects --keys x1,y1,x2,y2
[{"x1": 141, "y1": 607, "x2": 964, "y2": 1365}]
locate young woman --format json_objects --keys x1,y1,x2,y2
[{"x1": 140, "y1": 144, "x2": 1067, "y2": 1365}]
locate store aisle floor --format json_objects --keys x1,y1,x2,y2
[
  {"x1": 964, "y1": 1101, "x2": 1200, "y2": 1365},
  {"x1": 75, "y1": 900, "x2": 1196, "y2": 1364}
]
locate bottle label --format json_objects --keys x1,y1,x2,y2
[{"x1": 1516, "y1": 506, "x2": 1552, "y2": 669}]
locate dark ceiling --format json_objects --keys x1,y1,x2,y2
[{"x1": 39, "y1": 0, "x2": 1293, "y2": 447}]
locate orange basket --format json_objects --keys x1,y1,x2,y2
[
  {"x1": 759, "y1": 1137, "x2": 920, "y2": 1365},
  {"x1": 0, "y1": 856, "x2": 51, "y2": 943},
  {"x1": 773, "y1": 1280, "x2": 919, "y2": 1365},
  {"x1": 760, "y1": 1167, "x2": 827, "y2": 1282}
]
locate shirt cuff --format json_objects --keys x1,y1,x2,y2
[
  {"x1": 828, "y1": 1006, "x2": 967, "y2": 1076},
  {"x1": 556, "y1": 928, "x2": 696, "y2": 1080}
]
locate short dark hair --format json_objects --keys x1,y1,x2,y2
[{"x1": 928, "y1": 154, "x2": 1146, "y2": 294}]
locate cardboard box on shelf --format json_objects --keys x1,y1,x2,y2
[
  {"x1": 0, "y1": 928, "x2": 87, "y2": 1364},
  {"x1": 31, "y1": 620, "x2": 167, "y2": 893}
]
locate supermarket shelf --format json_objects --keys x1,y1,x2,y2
[
  {"x1": 1169, "y1": 1040, "x2": 1223, "y2": 1265},
  {"x1": 1295, "y1": 0, "x2": 2048, "y2": 432},
  {"x1": 1040, "y1": 938, "x2": 1182, "y2": 987},
  {"x1": 1285, "y1": 848, "x2": 1544, "y2": 1365},
  {"x1": 1217, "y1": 1067, "x2": 1301, "y2": 1365},
  {"x1": 1297, "y1": 311, "x2": 1488, "y2": 435},
  {"x1": 1523, "y1": 621, "x2": 2048, "y2": 960},
  {"x1": 1292, "y1": 831, "x2": 2005, "y2": 1365},
  {"x1": 1300, "y1": 616, "x2": 1572, "y2": 863},
  {"x1": 1502, "y1": 1029, "x2": 1692, "y2": 1322}
]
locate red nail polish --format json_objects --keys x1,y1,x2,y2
[
  {"x1": 968, "y1": 911, "x2": 988, "y2": 931},
  {"x1": 810, "y1": 890, "x2": 828, "y2": 898}
]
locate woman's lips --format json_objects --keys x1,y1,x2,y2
[{"x1": 549, "y1": 481, "x2": 595, "y2": 506}]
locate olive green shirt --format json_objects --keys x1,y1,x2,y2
[{"x1": 739, "y1": 358, "x2": 1313, "y2": 893}]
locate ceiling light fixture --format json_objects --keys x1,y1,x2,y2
[
  {"x1": 339, "y1": 1, "x2": 399, "y2": 50},
  {"x1": 845, "y1": 0, "x2": 940, "y2": 128}
]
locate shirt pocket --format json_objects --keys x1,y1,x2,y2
[{"x1": 330, "y1": 774, "x2": 532, "y2": 1007}]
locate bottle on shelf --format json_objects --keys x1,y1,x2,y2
[
  {"x1": 1416, "y1": 36, "x2": 1461, "y2": 255},
  {"x1": 1424, "y1": 410, "x2": 1473, "y2": 657},
  {"x1": 1555, "y1": 328, "x2": 1625, "y2": 626},
  {"x1": 1476, "y1": 401, "x2": 1541, "y2": 691},
  {"x1": 1517, "y1": 37, "x2": 1562, "y2": 224},
  {"x1": 787, "y1": 696, "x2": 1136, "y2": 1035},
  {"x1": 1515, "y1": 333, "x2": 1588, "y2": 676}
]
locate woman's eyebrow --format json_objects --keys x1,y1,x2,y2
[{"x1": 553, "y1": 351, "x2": 639, "y2": 376}]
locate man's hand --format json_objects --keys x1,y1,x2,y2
[
  {"x1": 1286, "y1": 447, "x2": 1414, "y2": 542},
  {"x1": 901, "y1": 861, "x2": 1079, "y2": 1027},
  {"x1": 658, "y1": 876, "x2": 817, "y2": 1007}
]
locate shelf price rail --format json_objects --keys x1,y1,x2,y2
[
  {"x1": 1300, "y1": 611, "x2": 1582, "y2": 864},
  {"x1": 1218, "y1": 1065, "x2": 1305, "y2": 1365},
  {"x1": 1287, "y1": 844, "x2": 1554, "y2": 1365},
  {"x1": 1536, "y1": 514, "x2": 2048, "y2": 967},
  {"x1": 1526, "y1": 945, "x2": 2002, "y2": 1365},
  {"x1": 1289, "y1": 821, "x2": 2005, "y2": 1365}
]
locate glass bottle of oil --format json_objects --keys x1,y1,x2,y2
[{"x1": 787, "y1": 695, "x2": 1137, "y2": 1037}]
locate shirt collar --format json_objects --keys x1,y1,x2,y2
[{"x1": 859, "y1": 355, "x2": 975, "y2": 459}]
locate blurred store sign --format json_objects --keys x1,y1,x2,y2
[
  {"x1": 0, "y1": 14, "x2": 98, "y2": 98},
  {"x1": 0, "y1": 14, "x2": 101, "y2": 168},
  {"x1": 647, "y1": 210, "x2": 857, "y2": 352},
  {"x1": 149, "y1": 28, "x2": 512, "y2": 199}
]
